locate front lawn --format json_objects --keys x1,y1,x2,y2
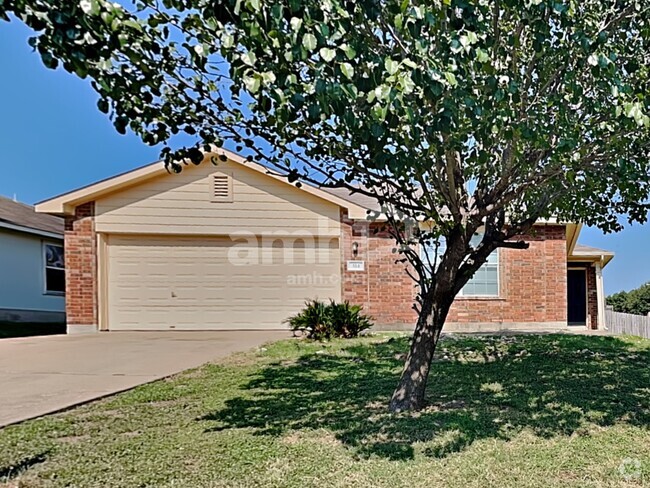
[{"x1": 1, "y1": 333, "x2": 649, "y2": 487}]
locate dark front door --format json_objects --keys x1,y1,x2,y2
[{"x1": 567, "y1": 269, "x2": 587, "y2": 325}]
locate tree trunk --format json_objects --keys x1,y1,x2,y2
[{"x1": 389, "y1": 294, "x2": 451, "y2": 412}]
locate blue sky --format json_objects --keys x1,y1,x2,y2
[{"x1": 0, "y1": 19, "x2": 647, "y2": 295}]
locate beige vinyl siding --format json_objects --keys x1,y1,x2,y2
[
  {"x1": 95, "y1": 160, "x2": 341, "y2": 236},
  {"x1": 107, "y1": 235, "x2": 341, "y2": 330}
]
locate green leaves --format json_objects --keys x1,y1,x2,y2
[
  {"x1": 339, "y1": 43, "x2": 356, "y2": 60},
  {"x1": 475, "y1": 48, "x2": 489, "y2": 63},
  {"x1": 459, "y1": 32, "x2": 478, "y2": 50},
  {"x1": 340, "y1": 62, "x2": 354, "y2": 79},
  {"x1": 623, "y1": 102, "x2": 650, "y2": 127},
  {"x1": 4, "y1": 0, "x2": 649, "y2": 243},
  {"x1": 79, "y1": 0, "x2": 99, "y2": 16},
  {"x1": 246, "y1": 0, "x2": 261, "y2": 12},
  {"x1": 220, "y1": 32, "x2": 234, "y2": 49},
  {"x1": 244, "y1": 75, "x2": 260, "y2": 93},
  {"x1": 398, "y1": 72, "x2": 415, "y2": 94},
  {"x1": 240, "y1": 51, "x2": 256, "y2": 66},
  {"x1": 444, "y1": 71, "x2": 458, "y2": 87},
  {"x1": 302, "y1": 33, "x2": 317, "y2": 51},
  {"x1": 290, "y1": 17, "x2": 302, "y2": 31},
  {"x1": 319, "y1": 47, "x2": 336, "y2": 62},
  {"x1": 384, "y1": 58, "x2": 399, "y2": 75}
]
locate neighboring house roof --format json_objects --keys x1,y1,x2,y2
[
  {"x1": 0, "y1": 195, "x2": 64, "y2": 239},
  {"x1": 570, "y1": 243, "x2": 614, "y2": 267},
  {"x1": 35, "y1": 149, "x2": 369, "y2": 219},
  {"x1": 321, "y1": 186, "x2": 381, "y2": 212}
]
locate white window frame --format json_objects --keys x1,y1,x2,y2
[
  {"x1": 421, "y1": 233, "x2": 500, "y2": 298},
  {"x1": 43, "y1": 242, "x2": 65, "y2": 295},
  {"x1": 459, "y1": 247, "x2": 499, "y2": 297}
]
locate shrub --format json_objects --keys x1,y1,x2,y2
[
  {"x1": 327, "y1": 300, "x2": 374, "y2": 338},
  {"x1": 285, "y1": 299, "x2": 330, "y2": 339},
  {"x1": 285, "y1": 299, "x2": 374, "y2": 340}
]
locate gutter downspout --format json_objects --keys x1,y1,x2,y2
[{"x1": 595, "y1": 256, "x2": 606, "y2": 330}]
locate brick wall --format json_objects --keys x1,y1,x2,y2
[
  {"x1": 64, "y1": 202, "x2": 97, "y2": 328},
  {"x1": 447, "y1": 225, "x2": 567, "y2": 325},
  {"x1": 340, "y1": 211, "x2": 417, "y2": 326},
  {"x1": 62, "y1": 204, "x2": 571, "y2": 330},
  {"x1": 586, "y1": 266, "x2": 598, "y2": 329},
  {"x1": 341, "y1": 214, "x2": 568, "y2": 328}
]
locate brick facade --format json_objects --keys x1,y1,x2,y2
[
  {"x1": 586, "y1": 266, "x2": 598, "y2": 329},
  {"x1": 341, "y1": 213, "x2": 569, "y2": 328},
  {"x1": 64, "y1": 202, "x2": 97, "y2": 328},
  {"x1": 61, "y1": 204, "x2": 593, "y2": 332},
  {"x1": 447, "y1": 225, "x2": 567, "y2": 326},
  {"x1": 340, "y1": 211, "x2": 416, "y2": 326}
]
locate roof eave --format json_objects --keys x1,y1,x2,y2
[
  {"x1": 568, "y1": 252, "x2": 615, "y2": 268},
  {"x1": 566, "y1": 223, "x2": 582, "y2": 255},
  {"x1": 34, "y1": 149, "x2": 371, "y2": 218},
  {"x1": 0, "y1": 221, "x2": 64, "y2": 240},
  {"x1": 35, "y1": 162, "x2": 170, "y2": 215}
]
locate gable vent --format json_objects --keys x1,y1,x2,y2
[{"x1": 211, "y1": 173, "x2": 233, "y2": 202}]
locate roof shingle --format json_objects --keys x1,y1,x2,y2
[
  {"x1": 572, "y1": 243, "x2": 614, "y2": 256},
  {"x1": 0, "y1": 195, "x2": 64, "y2": 236}
]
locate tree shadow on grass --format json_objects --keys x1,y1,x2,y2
[
  {"x1": 200, "y1": 334, "x2": 650, "y2": 460},
  {"x1": 0, "y1": 451, "x2": 49, "y2": 482}
]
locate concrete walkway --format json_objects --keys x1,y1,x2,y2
[{"x1": 0, "y1": 331, "x2": 288, "y2": 427}]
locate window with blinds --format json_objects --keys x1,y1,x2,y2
[{"x1": 422, "y1": 233, "x2": 500, "y2": 297}]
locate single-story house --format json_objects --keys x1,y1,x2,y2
[
  {"x1": 0, "y1": 195, "x2": 65, "y2": 324},
  {"x1": 35, "y1": 150, "x2": 614, "y2": 334}
]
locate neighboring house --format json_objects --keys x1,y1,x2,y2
[
  {"x1": 35, "y1": 151, "x2": 613, "y2": 334},
  {"x1": 0, "y1": 195, "x2": 65, "y2": 324}
]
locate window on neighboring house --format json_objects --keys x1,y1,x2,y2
[
  {"x1": 44, "y1": 243, "x2": 65, "y2": 294},
  {"x1": 422, "y1": 233, "x2": 499, "y2": 297}
]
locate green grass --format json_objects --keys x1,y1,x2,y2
[
  {"x1": 0, "y1": 323, "x2": 65, "y2": 339},
  {"x1": 1, "y1": 333, "x2": 649, "y2": 487}
]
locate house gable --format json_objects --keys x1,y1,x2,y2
[
  {"x1": 94, "y1": 159, "x2": 342, "y2": 237},
  {"x1": 35, "y1": 150, "x2": 369, "y2": 220}
]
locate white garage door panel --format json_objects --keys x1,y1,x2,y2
[{"x1": 107, "y1": 236, "x2": 341, "y2": 330}]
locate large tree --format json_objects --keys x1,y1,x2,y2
[
  {"x1": 3, "y1": 0, "x2": 650, "y2": 411},
  {"x1": 607, "y1": 283, "x2": 650, "y2": 316}
]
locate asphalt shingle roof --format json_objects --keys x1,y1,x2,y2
[
  {"x1": 0, "y1": 195, "x2": 64, "y2": 235},
  {"x1": 572, "y1": 243, "x2": 614, "y2": 256}
]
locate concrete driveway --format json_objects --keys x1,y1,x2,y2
[{"x1": 0, "y1": 331, "x2": 288, "y2": 427}]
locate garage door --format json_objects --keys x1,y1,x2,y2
[{"x1": 106, "y1": 235, "x2": 341, "y2": 330}]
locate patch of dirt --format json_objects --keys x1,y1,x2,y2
[
  {"x1": 279, "y1": 359, "x2": 299, "y2": 367},
  {"x1": 56, "y1": 435, "x2": 90, "y2": 445},
  {"x1": 144, "y1": 399, "x2": 182, "y2": 408},
  {"x1": 119, "y1": 431, "x2": 141, "y2": 439},
  {"x1": 174, "y1": 368, "x2": 206, "y2": 380},
  {"x1": 1, "y1": 480, "x2": 45, "y2": 488},
  {"x1": 281, "y1": 430, "x2": 342, "y2": 448},
  {"x1": 68, "y1": 409, "x2": 123, "y2": 420}
]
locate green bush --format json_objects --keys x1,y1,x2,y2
[{"x1": 285, "y1": 299, "x2": 374, "y2": 340}]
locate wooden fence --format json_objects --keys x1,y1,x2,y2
[{"x1": 605, "y1": 309, "x2": 650, "y2": 339}]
